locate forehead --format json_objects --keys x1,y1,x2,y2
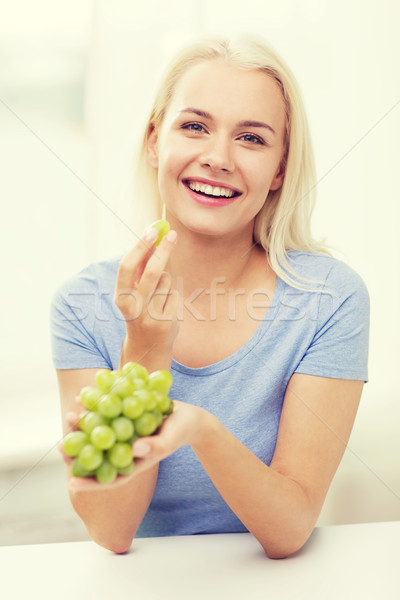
[{"x1": 166, "y1": 59, "x2": 286, "y2": 133}]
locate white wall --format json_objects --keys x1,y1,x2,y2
[{"x1": 0, "y1": 0, "x2": 399, "y2": 544}]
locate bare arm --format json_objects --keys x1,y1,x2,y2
[
  {"x1": 56, "y1": 226, "x2": 179, "y2": 553},
  {"x1": 58, "y1": 368, "x2": 159, "y2": 554},
  {"x1": 131, "y1": 374, "x2": 363, "y2": 558}
]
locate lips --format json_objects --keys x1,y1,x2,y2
[
  {"x1": 182, "y1": 179, "x2": 239, "y2": 207},
  {"x1": 182, "y1": 178, "x2": 242, "y2": 200}
]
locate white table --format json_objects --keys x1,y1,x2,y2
[{"x1": 0, "y1": 521, "x2": 398, "y2": 599}]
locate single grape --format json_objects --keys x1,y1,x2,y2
[
  {"x1": 163, "y1": 398, "x2": 174, "y2": 415},
  {"x1": 71, "y1": 458, "x2": 93, "y2": 478},
  {"x1": 79, "y1": 386, "x2": 103, "y2": 410},
  {"x1": 151, "y1": 408, "x2": 163, "y2": 428},
  {"x1": 111, "y1": 416, "x2": 134, "y2": 442},
  {"x1": 134, "y1": 412, "x2": 158, "y2": 437},
  {"x1": 107, "y1": 443, "x2": 133, "y2": 469},
  {"x1": 132, "y1": 389, "x2": 156, "y2": 411},
  {"x1": 95, "y1": 369, "x2": 117, "y2": 392},
  {"x1": 95, "y1": 459, "x2": 117, "y2": 484},
  {"x1": 63, "y1": 431, "x2": 89, "y2": 457},
  {"x1": 122, "y1": 362, "x2": 149, "y2": 382},
  {"x1": 111, "y1": 376, "x2": 134, "y2": 398},
  {"x1": 121, "y1": 361, "x2": 136, "y2": 376},
  {"x1": 117, "y1": 462, "x2": 135, "y2": 476},
  {"x1": 148, "y1": 370, "x2": 173, "y2": 394},
  {"x1": 154, "y1": 391, "x2": 171, "y2": 414},
  {"x1": 151, "y1": 219, "x2": 170, "y2": 246},
  {"x1": 90, "y1": 425, "x2": 117, "y2": 450},
  {"x1": 122, "y1": 395, "x2": 145, "y2": 419},
  {"x1": 97, "y1": 393, "x2": 122, "y2": 418},
  {"x1": 78, "y1": 411, "x2": 108, "y2": 434},
  {"x1": 131, "y1": 377, "x2": 147, "y2": 391},
  {"x1": 78, "y1": 444, "x2": 104, "y2": 471}
]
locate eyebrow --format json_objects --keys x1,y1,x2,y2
[{"x1": 179, "y1": 107, "x2": 277, "y2": 135}]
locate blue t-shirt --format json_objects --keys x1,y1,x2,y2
[{"x1": 50, "y1": 251, "x2": 369, "y2": 537}]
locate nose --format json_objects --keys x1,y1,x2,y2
[{"x1": 199, "y1": 135, "x2": 234, "y2": 173}]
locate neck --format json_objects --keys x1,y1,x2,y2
[{"x1": 166, "y1": 223, "x2": 264, "y2": 295}]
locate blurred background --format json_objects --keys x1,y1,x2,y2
[{"x1": 0, "y1": 0, "x2": 399, "y2": 545}]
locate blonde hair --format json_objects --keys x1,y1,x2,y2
[{"x1": 134, "y1": 35, "x2": 332, "y2": 290}]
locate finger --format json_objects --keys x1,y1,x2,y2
[
  {"x1": 66, "y1": 411, "x2": 80, "y2": 427},
  {"x1": 58, "y1": 442, "x2": 73, "y2": 466},
  {"x1": 115, "y1": 226, "x2": 159, "y2": 294},
  {"x1": 148, "y1": 272, "x2": 172, "y2": 318},
  {"x1": 138, "y1": 230, "x2": 177, "y2": 301},
  {"x1": 68, "y1": 470, "x2": 136, "y2": 491},
  {"x1": 163, "y1": 287, "x2": 180, "y2": 320}
]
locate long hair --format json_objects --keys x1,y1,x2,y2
[{"x1": 133, "y1": 35, "x2": 331, "y2": 290}]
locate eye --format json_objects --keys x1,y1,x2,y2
[
  {"x1": 239, "y1": 133, "x2": 265, "y2": 145},
  {"x1": 181, "y1": 122, "x2": 207, "y2": 133}
]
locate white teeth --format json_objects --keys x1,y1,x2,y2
[{"x1": 188, "y1": 182, "x2": 234, "y2": 198}]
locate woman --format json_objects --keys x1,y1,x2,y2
[{"x1": 51, "y1": 36, "x2": 369, "y2": 558}]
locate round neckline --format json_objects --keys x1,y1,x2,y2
[{"x1": 171, "y1": 275, "x2": 285, "y2": 377}]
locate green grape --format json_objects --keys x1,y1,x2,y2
[
  {"x1": 90, "y1": 425, "x2": 117, "y2": 450},
  {"x1": 134, "y1": 412, "x2": 158, "y2": 437},
  {"x1": 163, "y1": 398, "x2": 174, "y2": 415},
  {"x1": 111, "y1": 416, "x2": 134, "y2": 442},
  {"x1": 79, "y1": 386, "x2": 103, "y2": 410},
  {"x1": 78, "y1": 444, "x2": 104, "y2": 471},
  {"x1": 151, "y1": 408, "x2": 163, "y2": 428},
  {"x1": 78, "y1": 411, "x2": 108, "y2": 434},
  {"x1": 117, "y1": 462, "x2": 135, "y2": 476},
  {"x1": 71, "y1": 458, "x2": 93, "y2": 478},
  {"x1": 131, "y1": 377, "x2": 147, "y2": 391},
  {"x1": 107, "y1": 443, "x2": 133, "y2": 469},
  {"x1": 97, "y1": 393, "x2": 122, "y2": 418},
  {"x1": 111, "y1": 376, "x2": 134, "y2": 398},
  {"x1": 122, "y1": 395, "x2": 145, "y2": 419},
  {"x1": 148, "y1": 370, "x2": 173, "y2": 394},
  {"x1": 95, "y1": 369, "x2": 117, "y2": 392},
  {"x1": 154, "y1": 391, "x2": 171, "y2": 414},
  {"x1": 122, "y1": 362, "x2": 149, "y2": 382},
  {"x1": 73, "y1": 363, "x2": 174, "y2": 482},
  {"x1": 132, "y1": 389, "x2": 156, "y2": 411},
  {"x1": 63, "y1": 431, "x2": 89, "y2": 457},
  {"x1": 121, "y1": 361, "x2": 135, "y2": 376},
  {"x1": 95, "y1": 459, "x2": 117, "y2": 484},
  {"x1": 151, "y1": 219, "x2": 171, "y2": 246}
]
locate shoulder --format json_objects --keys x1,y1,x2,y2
[
  {"x1": 53, "y1": 255, "x2": 122, "y2": 301},
  {"x1": 51, "y1": 255, "x2": 123, "y2": 322},
  {"x1": 285, "y1": 251, "x2": 370, "y2": 342},
  {"x1": 286, "y1": 250, "x2": 369, "y2": 302}
]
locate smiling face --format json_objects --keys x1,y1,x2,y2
[{"x1": 147, "y1": 58, "x2": 287, "y2": 240}]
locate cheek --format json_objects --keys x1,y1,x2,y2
[
  {"x1": 157, "y1": 141, "x2": 191, "y2": 180},
  {"x1": 241, "y1": 156, "x2": 273, "y2": 193}
]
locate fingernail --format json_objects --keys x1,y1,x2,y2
[
  {"x1": 133, "y1": 441, "x2": 151, "y2": 456},
  {"x1": 144, "y1": 226, "x2": 158, "y2": 243},
  {"x1": 165, "y1": 230, "x2": 177, "y2": 243}
]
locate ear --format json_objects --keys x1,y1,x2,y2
[
  {"x1": 269, "y1": 162, "x2": 286, "y2": 191},
  {"x1": 147, "y1": 124, "x2": 159, "y2": 169}
]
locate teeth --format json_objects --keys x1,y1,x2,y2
[{"x1": 188, "y1": 181, "x2": 234, "y2": 197}]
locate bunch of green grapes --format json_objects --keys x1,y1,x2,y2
[{"x1": 62, "y1": 362, "x2": 173, "y2": 484}]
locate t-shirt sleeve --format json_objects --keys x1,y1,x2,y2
[
  {"x1": 50, "y1": 278, "x2": 112, "y2": 370},
  {"x1": 294, "y1": 261, "x2": 370, "y2": 382}
]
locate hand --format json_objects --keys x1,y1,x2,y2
[
  {"x1": 60, "y1": 400, "x2": 215, "y2": 491},
  {"x1": 130, "y1": 400, "x2": 214, "y2": 476},
  {"x1": 114, "y1": 226, "x2": 180, "y2": 365},
  {"x1": 59, "y1": 400, "x2": 139, "y2": 492}
]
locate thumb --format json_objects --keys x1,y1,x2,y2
[{"x1": 132, "y1": 439, "x2": 152, "y2": 457}]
